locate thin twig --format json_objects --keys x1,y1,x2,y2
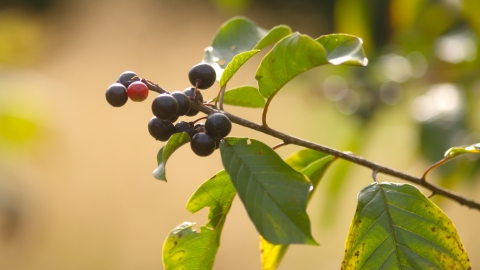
[
  {"x1": 262, "y1": 98, "x2": 272, "y2": 128},
  {"x1": 219, "y1": 85, "x2": 227, "y2": 111},
  {"x1": 372, "y1": 170, "x2": 379, "y2": 183},
  {"x1": 422, "y1": 156, "x2": 452, "y2": 180},
  {"x1": 141, "y1": 78, "x2": 168, "y2": 94},
  {"x1": 272, "y1": 141, "x2": 289, "y2": 150},
  {"x1": 189, "y1": 101, "x2": 480, "y2": 211}
]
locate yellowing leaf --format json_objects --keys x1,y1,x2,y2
[{"x1": 342, "y1": 182, "x2": 471, "y2": 270}]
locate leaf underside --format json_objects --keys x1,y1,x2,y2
[
  {"x1": 162, "y1": 170, "x2": 236, "y2": 270},
  {"x1": 220, "y1": 50, "x2": 260, "y2": 87},
  {"x1": 203, "y1": 16, "x2": 292, "y2": 80},
  {"x1": 220, "y1": 137, "x2": 317, "y2": 245},
  {"x1": 316, "y1": 34, "x2": 368, "y2": 66},
  {"x1": 342, "y1": 182, "x2": 471, "y2": 270},
  {"x1": 153, "y1": 132, "x2": 191, "y2": 181},
  {"x1": 212, "y1": 86, "x2": 266, "y2": 108}
]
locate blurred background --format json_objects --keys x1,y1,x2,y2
[{"x1": 0, "y1": 0, "x2": 479, "y2": 269}]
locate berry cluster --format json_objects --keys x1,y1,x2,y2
[{"x1": 105, "y1": 63, "x2": 231, "y2": 157}]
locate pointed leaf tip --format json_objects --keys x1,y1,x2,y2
[{"x1": 316, "y1": 34, "x2": 368, "y2": 66}]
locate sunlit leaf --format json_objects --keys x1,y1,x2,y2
[
  {"x1": 162, "y1": 170, "x2": 236, "y2": 270},
  {"x1": 316, "y1": 34, "x2": 368, "y2": 66},
  {"x1": 212, "y1": 86, "x2": 265, "y2": 108},
  {"x1": 301, "y1": 155, "x2": 336, "y2": 189},
  {"x1": 342, "y1": 182, "x2": 471, "y2": 270},
  {"x1": 256, "y1": 33, "x2": 328, "y2": 100},
  {"x1": 260, "y1": 154, "x2": 337, "y2": 270},
  {"x1": 256, "y1": 32, "x2": 368, "y2": 100},
  {"x1": 186, "y1": 170, "x2": 236, "y2": 230},
  {"x1": 153, "y1": 132, "x2": 190, "y2": 181},
  {"x1": 220, "y1": 137, "x2": 317, "y2": 245},
  {"x1": 203, "y1": 17, "x2": 292, "y2": 80},
  {"x1": 444, "y1": 143, "x2": 480, "y2": 158},
  {"x1": 220, "y1": 50, "x2": 260, "y2": 87},
  {"x1": 254, "y1": 25, "x2": 292, "y2": 50},
  {"x1": 260, "y1": 234, "x2": 290, "y2": 270},
  {"x1": 284, "y1": 148, "x2": 329, "y2": 171}
]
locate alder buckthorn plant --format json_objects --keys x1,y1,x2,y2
[{"x1": 104, "y1": 17, "x2": 477, "y2": 269}]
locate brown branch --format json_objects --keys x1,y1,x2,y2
[{"x1": 190, "y1": 101, "x2": 480, "y2": 211}]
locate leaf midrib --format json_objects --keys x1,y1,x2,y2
[
  {"x1": 357, "y1": 186, "x2": 401, "y2": 269},
  {"x1": 226, "y1": 143, "x2": 310, "y2": 241}
]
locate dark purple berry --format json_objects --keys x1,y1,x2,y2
[
  {"x1": 205, "y1": 113, "x2": 232, "y2": 139},
  {"x1": 194, "y1": 123, "x2": 205, "y2": 133},
  {"x1": 148, "y1": 117, "x2": 176, "y2": 141},
  {"x1": 188, "y1": 63, "x2": 216, "y2": 90},
  {"x1": 171, "y1": 91, "x2": 190, "y2": 116},
  {"x1": 175, "y1": 121, "x2": 196, "y2": 138},
  {"x1": 190, "y1": 132, "x2": 215, "y2": 157},
  {"x1": 170, "y1": 115, "x2": 179, "y2": 123},
  {"x1": 183, "y1": 87, "x2": 203, "y2": 116},
  {"x1": 116, "y1": 71, "x2": 138, "y2": 87},
  {"x1": 105, "y1": 83, "x2": 128, "y2": 107},
  {"x1": 152, "y1": 93, "x2": 179, "y2": 120}
]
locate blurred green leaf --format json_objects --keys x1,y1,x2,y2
[
  {"x1": 220, "y1": 50, "x2": 260, "y2": 87},
  {"x1": 162, "y1": 170, "x2": 236, "y2": 270},
  {"x1": 316, "y1": 34, "x2": 368, "y2": 66},
  {"x1": 220, "y1": 137, "x2": 317, "y2": 245},
  {"x1": 212, "y1": 86, "x2": 265, "y2": 108},
  {"x1": 444, "y1": 143, "x2": 480, "y2": 158},
  {"x1": 153, "y1": 132, "x2": 190, "y2": 181},
  {"x1": 0, "y1": 113, "x2": 38, "y2": 144},
  {"x1": 342, "y1": 182, "x2": 470, "y2": 269},
  {"x1": 300, "y1": 155, "x2": 337, "y2": 189},
  {"x1": 260, "y1": 154, "x2": 337, "y2": 270},
  {"x1": 284, "y1": 148, "x2": 329, "y2": 171}
]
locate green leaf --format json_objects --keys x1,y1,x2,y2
[
  {"x1": 256, "y1": 32, "x2": 369, "y2": 100},
  {"x1": 300, "y1": 155, "x2": 337, "y2": 192},
  {"x1": 316, "y1": 34, "x2": 368, "y2": 66},
  {"x1": 220, "y1": 50, "x2": 260, "y2": 87},
  {"x1": 256, "y1": 33, "x2": 329, "y2": 100},
  {"x1": 260, "y1": 153, "x2": 337, "y2": 270},
  {"x1": 444, "y1": 143, "x2": 480, "y2": 158},
  {"x1": 254, "y1": 25, "x2": 292, "y2": 50},
  {"x1": 284, "y1": 148, "x2": 330, "y2": 172},
  {"x1": 153, "y1": 132, "x2": 191, "y2": 181},
  {"x1": 203, "y1": 17, "x2": 292, "y2": 80},
  {"x1": 162, "y1": 170, "x2": 236, "y2": 270},
  {"x1": 342, "y1": 182, "x2": 471, "y2": 270},
  {"x1": 186, "y1": 170, "x2": 237, "y2": 230},
  {"x1": 220, "y1": 137, "x2": 317, "y2": 245},
  {"x1": 212, "y1": 86, "x2": 266, "y2": 108}
]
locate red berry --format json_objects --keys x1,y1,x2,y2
[{"x1": 127, "y1": 81, "x2": 149, "y2": 102}]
